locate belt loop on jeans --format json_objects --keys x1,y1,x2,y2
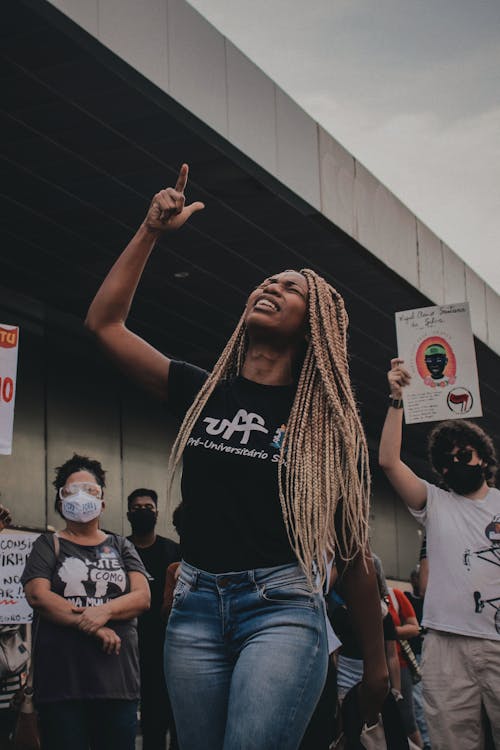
[{"x1": 191, "y1": 569, "x2": 200, "y2": 590}]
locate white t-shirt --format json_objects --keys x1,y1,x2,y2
[{"x1": 409, "y1": 481, "x2": 500, "y2": 640}]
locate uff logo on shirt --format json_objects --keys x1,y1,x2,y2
[
  {"x1": 203, "y1": 409, "x2": 268, "y2": 445},
  {"x1": 186, "y1": 408, "x2": 288, "y2": 463}
]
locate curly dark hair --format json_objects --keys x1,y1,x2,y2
[
  {"x1": 53, "y1": 453, "x2": 106, "y2": 517},
  {"x1": 428, "y1": 420, "x2": 498, "y2": 487}
]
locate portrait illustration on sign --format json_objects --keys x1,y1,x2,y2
[{"x1": 415, "y1": 336, "x2": 457, "y2": 388}]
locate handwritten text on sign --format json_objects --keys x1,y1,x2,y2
[
  {"x1": 0, "y1": 532, "x2": 40, "y2": 624},
  {"x1": 395, "y1": 303, "x2": 482, "y2": 424}
]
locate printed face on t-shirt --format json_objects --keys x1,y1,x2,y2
[{"x1": 56, "y1": 544, "x2": 127, "y2": 608}]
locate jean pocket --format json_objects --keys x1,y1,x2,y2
[
  {"x1": 259, "y1": 580, "x2": 316, "y2": 608},
  {"x1": 172, "y1": 578, "x2": 190, "y2": 609}
]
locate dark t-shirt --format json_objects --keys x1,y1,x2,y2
[
  {"x1": 128, "y1": 535, "x2": 180, "y2": 648},
  {"x1": 168, "y1": 360, "x2": 297, "y2": 572},
  {"x1": 419, "y1": 535, "x2": 427, "y2": 561},
  {"x1": 21, "y1": 533, "x2": 147, "y2": 703},
  {"x1": 404, "y1": 591, "x2": 424, "y2": 655},
  {"x1": 332, "y1": 606, "x2": 397, "y2": 660}
]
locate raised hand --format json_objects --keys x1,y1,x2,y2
[
  {"x1": 388, "y1": 358, "x2": 411, "y2": 398},
  {"x1": 143, "y1": 163, "x2": 205, "y2": 234}
]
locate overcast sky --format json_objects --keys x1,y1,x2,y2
[{"x1": 188, "y1": 0, "x2": 500, "y2": 294}]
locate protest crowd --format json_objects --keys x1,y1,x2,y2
[{"x1": 0, "y1": 168, "x2": 499, "y2": 750}]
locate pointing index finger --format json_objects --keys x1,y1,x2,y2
[{"x1": 175, "y1": 163, "x2": 189, "y2": 193}]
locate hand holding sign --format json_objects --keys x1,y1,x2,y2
[{"x1": 388, "y1": 358, "x2": 411, "y2": 399}]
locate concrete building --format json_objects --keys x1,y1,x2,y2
[{"x1": 2, "y1": 0, "x2": 499, "y2": 578}]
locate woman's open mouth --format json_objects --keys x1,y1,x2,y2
[{"x1": 253, "y1": 296, "x2": 280, "y2": 313}]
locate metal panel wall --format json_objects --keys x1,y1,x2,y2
[
  {"x1": 121, "y1": 382, "x2": 179, "y2": 539},
  {"x1": 370, "y1": 468, "x2": 423, "y2": 580},
  {"x1": 45, "y1": 327, "x2": 123, "y2": 532},
  {"x1": 1, "y1": 287, "x2": 424, "y2": 575},
  {"x1": 0, "y1": 295, "x2": 179, "y2": 539},
  {"x1": 43, "y1": 0, "x2": 500, "y2": 356},
  {"x1": 0, "y1": 304, "x2": 46, "y2": 530}
]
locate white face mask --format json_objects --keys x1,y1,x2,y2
[{"x1": 61, "y1": 491, "x2": 102, "y2": 523}]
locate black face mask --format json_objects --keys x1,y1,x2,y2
[
  {"x1": 444, "y1": 463, "x2": 485, "y2": 495},
  {"x1": 128, "y1": 508, "x2": 157, "y2": 534}
]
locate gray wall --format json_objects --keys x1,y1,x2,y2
[
  {"x1": 370, "y1": 467, "x2": 423, "y2": 581},
  {"x1": 0, "y1": 289, "x2": 179, "y2": 540},
  {"x1": 1, "y1": 286, "x2": 422, "y2": 578}
]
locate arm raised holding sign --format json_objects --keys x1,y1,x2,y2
[
  {"x1": 379, "y1": 358, "x2": 428, "y2": 511},
  {"x1": 85, "y1": 163, "x2": 204, "y2": 401}
]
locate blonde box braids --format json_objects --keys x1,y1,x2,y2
[{"x1": 167, "y1": 269, "x2": 371, "y2": 588}]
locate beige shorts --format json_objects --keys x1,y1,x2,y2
[{"x1": 421, "y1": 629, "x2": 500, "y2": 750}]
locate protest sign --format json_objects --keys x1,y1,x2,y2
[
  {"x1": 0, "y1": 325, "x2": 19, "y2": 455},
  {"x1": 0, "y1": 532, "x2": 39, "y2": 624},
  {"x1": 395, "y1": 302, "x2": 482, "y2": 424}
]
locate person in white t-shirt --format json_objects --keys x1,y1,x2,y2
[{"x1": 379, "y1": 357, "x2": 500, "y2": 750}]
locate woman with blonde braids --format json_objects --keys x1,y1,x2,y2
[{"x1": 86, "y1": 164, "x2": 388, "y2": 750}]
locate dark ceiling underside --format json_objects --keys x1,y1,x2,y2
[{"x1": 2, "y1": 0, "x2": 500, "y2": 471}]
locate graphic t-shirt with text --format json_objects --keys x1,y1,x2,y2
[
  {"x1": 21, "y1": 533, "x2": 147, "y2": 702},
  {"x1": 168, "y1": 360, "x2": 297, "y2": 572}
]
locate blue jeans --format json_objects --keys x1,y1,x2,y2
[
  {"x1": 413, "y1": 653, "x2": 431, "y2": 748},
  {"x1": 38, "y1": 699, "x2": 138, "y2": 750},
  {"x1": 164, "y1": 561, "x2": 328, "y2": 750}
]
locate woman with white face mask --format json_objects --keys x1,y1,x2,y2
[{"x1": 21, "y1": 454, "x2": 151, "y2": 750}]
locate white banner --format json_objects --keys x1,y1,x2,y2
[
  {"x1": 395, "y1": 302, "x2": 482, "y2": 424},
  {"x1": 0, "y1": 532, "x2": 40, "y2": 624},
  {"x1": 0, "y1": 325, "x2": 19, "y2": 455}
]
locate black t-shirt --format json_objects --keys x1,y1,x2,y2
[
  {"x1": 168, "y1": 360, "x2": 297, "y2": 572},
  {"x1": 404, "y1": 591, "x2": 424, "y2": 655},
  {"x1": 21, "y1": 533, "x2": 147, "y2": 703},
  {"x1": 128, "y1": 535, "x2": 180, "y2": 646},
  {"x1": 419, "y1": 534, "x2": 427, "y2": 561},
  {"x1": 332, "y1": 606, "x2": 397, "y2": 660}
]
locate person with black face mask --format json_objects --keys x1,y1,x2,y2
[
  {"x1": 127, "y1": 489, "x2": 180, "y2": 750},
  {"x1": 379, "y1": 358, "x2": 500, "y2": 750}
]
